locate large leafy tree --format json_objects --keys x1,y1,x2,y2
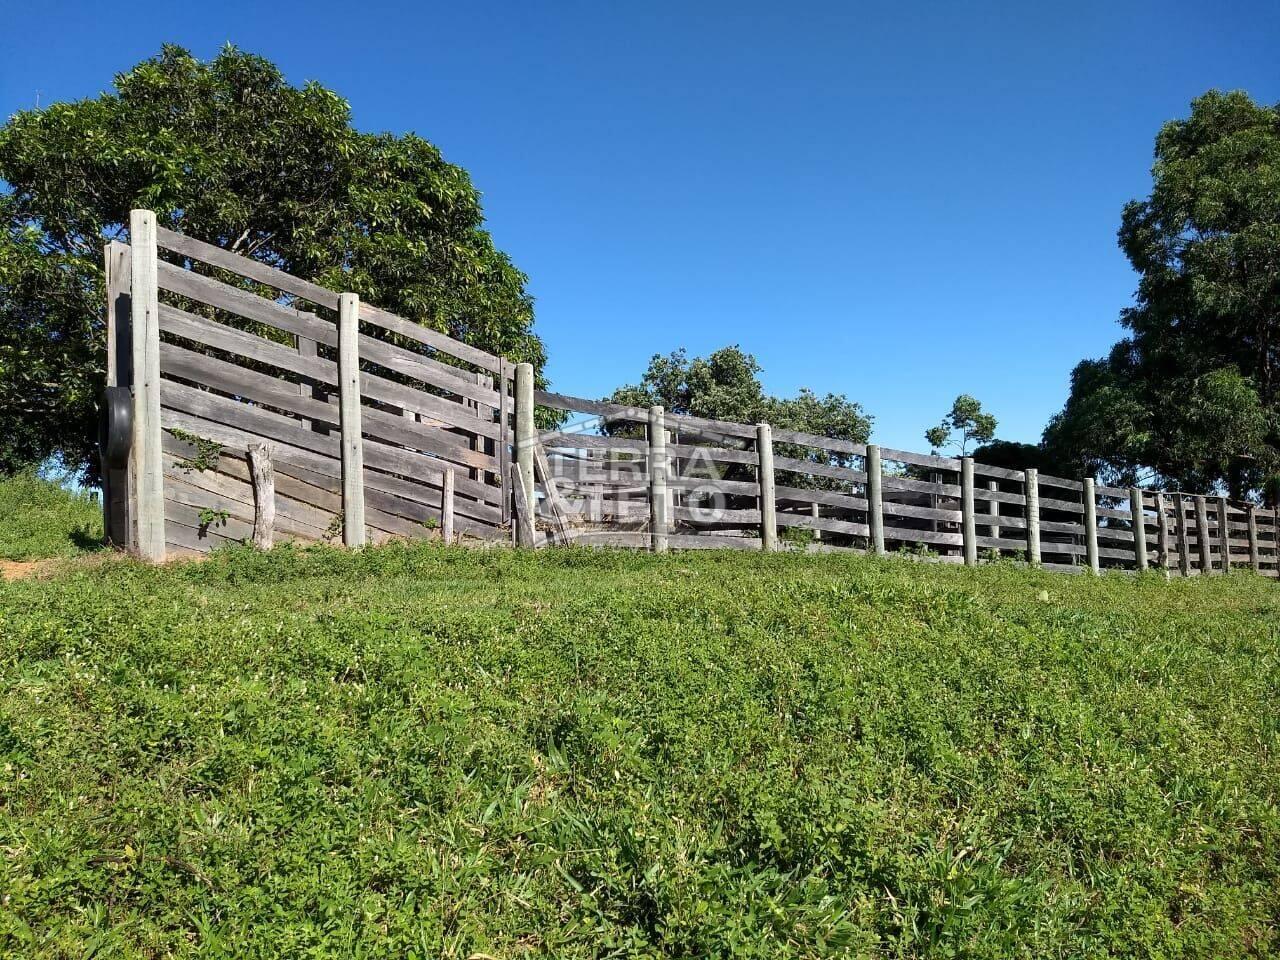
[
  {"x1": 1043, "y1": 90, "x2": 1280, "y2": 498},
  {"x1": 0, "y1": 44, "x2": 544, "y2": 476},
  {"x1": 608, "y1": 346, "x2": 872, "y2": 477}
]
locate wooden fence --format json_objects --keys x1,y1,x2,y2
[{"x1": 101, "y1": 212, "x2": 1279, "y2": 577}]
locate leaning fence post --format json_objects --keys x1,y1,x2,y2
[
  {"x1": 1083, "y1": 477, "x2": 1100, "y2": 574},
  {"x1": 866, "y1": 443, "x2": 885, "y2": 556},
  {"x1": 1194, "y1": 495, "x2": 1212, "y2": 573},
  {"x1": 961, "y1": 457, "x2": 977, "y2": 566},
  {"x1": 337, "y1": 293, "x2": 366, "y2": 547},
  {"x1": 514, "y1": 363, "x2": 536, "y2": 544},
  {"x1": 1024, "y1": 468, "x2": 1041, "y2": 566},
  {"x1": 247, "y1": 442, "x2": 275, "y2": 551},
  {"x1": 1217, "y1": 497, "x2": 1232, "y2": 572},
  {"x1": 1247, "y1": 504, "x2": 1260, "y2": 572},
  {"x1": 442, "y1": 467, "x2": 455, "y2": 544},
  {"x1": 128, "y1": 210, "x2": 165, "y2": 563},
  {"x1": 1175, "y1": 496, "x2": 1191, "y2": 576},
  {"x1": 755, "y1": 423, "x2": 777, "y2": 551},
  {"x1": 1129, "y1": 486, "x2": 1148, "y2": 572},
  {"x1": 649, "y1": 405, "x2": 670, "y2": 553},
  {"x1": 1155, "y1": 492, "x2": 1170, "y2": 570}
]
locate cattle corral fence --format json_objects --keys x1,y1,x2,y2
[{"x1": 100, "y1": 211, "x2": 1279, "y2": 577}]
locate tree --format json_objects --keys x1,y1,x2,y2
[
  {"x1": 607, "y1": 346, "x2": 872, "y2": 472},
  {"x1": 925, "y1": 395, "x2": 997, "y2": 457},
  {"x1": 0, "y1": 44, "x2": 545, "y2": 476},
  {"x1": 1042, "y1": 90, "x2": 1280, "y2": 498}
]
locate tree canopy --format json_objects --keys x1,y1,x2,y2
[
  {"x1": 0, "y1": 44, "x2": 544, "y2": 476},
  {"x1": 1042, "y1": 90, "x2": 1280, "y2": 499},
  {"x1": 925, "y1": 395, "x2": 997, "y2": 457},
  {"x1": 608, "y1": 346, "x2": 872, "y2": 464}
]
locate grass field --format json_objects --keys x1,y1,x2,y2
[
  {"x1": 0, "y1": 471, "x2": 103, "y2": 562},
  {"x1": 1, "y1": 477, "x2": 1278, "y2": 957}
]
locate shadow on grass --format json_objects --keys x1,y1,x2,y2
[{"x1": 69, "y1": 525, "x2": 106, "y2": 553}]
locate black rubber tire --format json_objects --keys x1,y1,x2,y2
[{"x1": 100, "y1": 386, "x2": 132, "y2": 469}]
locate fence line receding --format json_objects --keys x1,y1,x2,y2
[{"x1": 98, "y1": 212, "x2": 1279, "y2": 578}]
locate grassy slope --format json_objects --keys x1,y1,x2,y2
[
  {"x1": 0, "y1": 542, "x2": 1278, "y2": 957},
  {"x1": 0, "y1": 473, "x2": 103, "y2": 561}
]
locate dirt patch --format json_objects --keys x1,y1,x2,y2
[{"x1": 0, "y1": 559, "x2": 50, "y2": 581}]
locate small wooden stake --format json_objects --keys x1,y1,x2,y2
[
  {"x1": 511, "y1": 461, "x2": 535, "y2": 548},
  {"x1": 442, "y1": 468, "x2": 455, "y2": 544},
  {"x1": 247, "y1": 442, "x2": 275, "y2": 550}
]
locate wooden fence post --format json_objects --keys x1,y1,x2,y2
[
  {"x1": 1246, "y1": 504, "x2": 1260, "y2": 572},
  {"x1": 1194, "y1": 496, "x2": 1212, "y2": 573},
  {"x1": 1217, "y1": 497, "x2": 1232, "y2": 572},
  {"x1": 128, "y1": 210, "x2": 165, "y2": 563},
  {"x1": 986, "y1": 479, "x2": 1000, "y2": 542},
  {"x1": 103, "y1": 241, "x2": 133, "y2": 550},
  {"x1": 247, "y1": 442, "x2": 275, "y2": 550},
  {"x1": 756, "y1": 422, "x2": 777, "y2": 552},
  {"x1": 1083, "y1": 478, "x2": 1099, "y2": 574},
  {"x1": 442, "y1": 467, "x2": 455, "y2": 544},
  {"x1": 649, "y1": 405, "x2": 670, "y2": 553},
  {"x1": 510, "y1": 462, "x2": 535, "y2": 547},
  {"x1": 866, "y1": 443, "x2": 885, "y2": 556},
  {"x1": 961, "y1": 457, "x2": 977, "y2": 567},
  {"x1": 1155, "y1": 493, "x2": 1170, "y2": 570},
  {"x1": 338, "y1": 292, "x2": 366, "y2": 547},
  {"x1": 1175, "y1": 496, "x2": 1191, "y2": 576},
  {"x1": 1024, "y1": 468, "x2": 1041, "y2": 566},
  {"x1": 1130, "y1": 486, "x2": 1148, "y2": 572},
  {"x1": 514, "y1": 363, "x2": 536, "y2": 545},
  {"x1": 811, "y1": 502, "x2": 821, "y2": 541}
]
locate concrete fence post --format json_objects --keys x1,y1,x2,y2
[
  {"x1": 1083, "y1": 477, "x2": 1100, "y2": 574},
  {"x1": 514, "y1": 363, "x2": 536, "y2": 545},
  {"x1": 961, "y1": 457, "x2": 977, "y2": 567},
  {"x1": 338, "y1": 292, "x2": 366, "y2": 547},
  {"x1": 1130, "y1": 486, "x2": 1148, "y2": 572},
  {"x1": 866, "y1": 444, "x2": 885, "y2": 556},
  {"x1": 1024, "y1": 468, "x2": 1041, "y2": 566},
  {"x1": 649, "y1": 405, "x2": 670, "y2": 553},
  {"x1": 128, "y1": 210, "x2": 165, "y2": 563}
]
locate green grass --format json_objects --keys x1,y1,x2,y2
[
  {"x1": 1, "y1": 543, "x2": 1278, "y2": 958},
  {"x1": 0, "y1": 473, "x2": 104, "y2": 561}
]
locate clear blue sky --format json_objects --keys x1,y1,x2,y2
[{"x1": 3, "y1": 2, "x2": 1278, "y2": 450}]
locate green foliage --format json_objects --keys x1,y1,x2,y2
[
  {"x1": 608, "y1": 346, "x2": 872, "y2": 485},
  {"x1": 0, "y1": 472, "x2": 103, "y2": 560},
  {"x1": 0, "y1": 44, "x2": 545, "y2": 477},
  {"x1": 1044, "y1": 90, "x2": 1280, "y2": 497},
  {"x1": 168, "y1": 429, "x2": 223, "y2": 474},
  {"x1": 1, "y1": 542, "x2": 1278, "y2": 956},
  {"x1": 926, "y1": 394, "x2": 998, "y2": 456}
]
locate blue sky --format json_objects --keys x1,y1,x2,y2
[{"x1": 3, "y1": 2, "x2": 1278, "y2": 450}]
